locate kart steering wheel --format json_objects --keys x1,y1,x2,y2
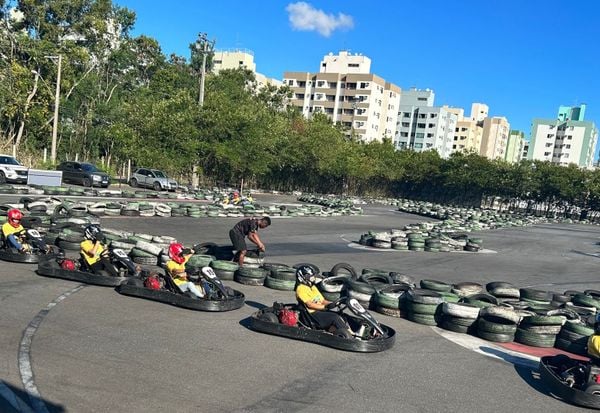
[{"x1": 327, "y1": 296, "x2": 348, "y2": 312}]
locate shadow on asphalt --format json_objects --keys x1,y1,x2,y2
[
  {"x1": 571, "y1": 250, "x2": 600, "y2": 259},
  {"x1": 245, "y1": 300, "x2": 268, "y2": 310},
  {"x1": 238, "y1": 316, "x2": 253, "y2": 329},
  {"x1": 478, "y1": 346, "x2": 554, "y2": 399},
  {"x1": 1, "y1": 381, "x2": 66, "y2": 413}
]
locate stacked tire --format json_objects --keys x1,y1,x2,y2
[
  {"x1": 476, "y1": 306, "x2": 519, "y2": 343},
  {"x1": 210, "y1": 260, "x2": 239, "y2": 281},
  {"x1": 408, "y1": 233, "x2": 425, "y2": 251},
  {"x1": 515, "y1": 314, "x2": 565, "y2": 348},
  {"x1": 375, "y1": 284, "x2": 410, "y2": 317},
  {"x1": 405, "y1": 289, "x2": 443, "y2": 326},
  {"x1": 439, "y1": 302, "x2": 480, "y2": 333},
  {"x1": 264, "y1": 266, "x2": 296, "y2": 291},
  {"x1": 235, "y1": 267, "x2": 268, "y2": 286},
  {"x1": 556, "y1": 321, "x2": 592, "y2": 356}
]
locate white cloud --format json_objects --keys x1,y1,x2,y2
[{"x1": 286, "y1": 2, "x2": 354, "y2": 37}]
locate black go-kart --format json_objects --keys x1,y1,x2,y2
[
  {"x1": 250, "y1": 297, "x2": 396, "y2": 352},
  {"x1": 117, "y1": 266, "x2": 245, "y2": 312},
  {"x1": 539, "y1": 354, "x2": 600, "y2": 409},
  {"x1": 37, "y1": 247, "x2": 136, "y2": 286},
  {"x1": 0, "y1": 229, "x2": 57, "y2": 264}
]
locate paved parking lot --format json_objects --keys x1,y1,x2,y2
[{"x1": 1, "y1": 194, "x2": 599, "y2": 412}]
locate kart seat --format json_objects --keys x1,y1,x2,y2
[{"x1": 296, "y1": 299, "x2": 320, "y2": 329}]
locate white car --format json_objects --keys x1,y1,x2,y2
[{"x1": 0, "y1": 154, "x2": 29, "y2": 184}]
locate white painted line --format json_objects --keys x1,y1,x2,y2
[
  {"x1": 432, "y1": 327, "x2": 539, "y2": 369},
  {"x1": 19, "y1": 285, "x2": 86, "y2": 413},
  {"x1": 0, "y1": 381, "x2": 35, "y2": 413}
]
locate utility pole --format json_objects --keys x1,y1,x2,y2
[
  {"x1": 45, "y1": 54, "x2": 62, "y2": 163},
  {"x1": 194, "y1": 32, "x2": 215, "y2": 106}
]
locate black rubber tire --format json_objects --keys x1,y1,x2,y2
[
  {"x1": 420, "y1": 279, "x2": 452, "y2": 292},
  {"x1": 359, "y1": 273, "x2": 393, "y2": 287},
  {"x1": 153, "y1": 181, "x2": 162, "y2": 191},
  {"x1": 57, "y1": 239, "x2": 81, "y2": 251},
  {"x1": 440, "y1": 318, "x2": 470, "y2": 334},
  {"x1": 121, "y1": 209, "x2": 141, "y2": 217},
  {"x1": 270, "y1": 268, "x2": 297, "y2": 281},
  {"x1": 407, "y1": 311, "x2": 437, "y2": 326},
  {"x1": 319, "y1": 275, "x2": 350, "y2": 293},
  {"x1": 234, "y1": 273, "x2": 265, "y2": 286},
  {"x1": 477, "y1": 330, "x2": 515, "y2": 343},
  {"x1": 520, "y1": 315, "x2": 566, "y2": 326},
  {"x1": 237, "y1": 267, "x2": 268, "y2": 279},
  {"x1": 130, "y1": 178, "x2": 138, "y2": 188},
  {"x1": 464, "y1": 293, "x2": 499, "y2": 305},
  {"x1": 407, "y1": 289, "x2": 444, "y2": 304},
  {"x1": 389, "y1": 272, "x2": 415, "y2": 286},
  {"x1": 330, "y1": 262, "x2": 358, "y2": 279},
  {"x1": 83, "y1": 178, "x2": 91, "y2": 187},
  {"x1": 264, "y1": 275, "x2": 296, "y2": 291},
  {"x1": 562, "y1": 321, "x2": 594, "y2": 336},
  {"x1": 558, "y1": 328, "x2": 589, "y2": 343},
  {"x1": 514, "y1": 328, "x2": 557, "y2": 347},
  {"x1": 555, "y1": 337, "x2": 588, "y2": 356},
  {"x1": 407, "y1": 301, "x2": 439, "y2": 315},
  {"x1": 520, "y1": 288, "x2": 551, "y2": 302},
  {"x1": 477, "y1": 315, "x2": 518, "y2": 334},
  {"x1": 347, "y1": 279, "x2": 377, "y2": 295}
]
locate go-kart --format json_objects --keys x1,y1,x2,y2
[
  {"x1": 37, "y1": 247, "x2": 136, "y2": 286},
  {"x1": 0, "y1": 229, "x2": 57, "y2": 263},
  {"x1": 539, "y1": 354, "x2": 600, "y2": 409},
  {"x1": 250, "y1": 296, "x2": 396, "y2": 352},
  {"x1": 117, "y1": 266, "x2": 245, "y2": 312}
]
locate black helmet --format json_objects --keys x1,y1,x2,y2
[
  {"x1": 296, "y1": 265, "x2": 315, "y2": 286},
  {"x1": 84, "y1": 224, "x2": 103, "y2": 242}
]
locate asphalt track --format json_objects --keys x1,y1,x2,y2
[{"x1": 2, "y1": 193, "x2": 600, "y2": 412}]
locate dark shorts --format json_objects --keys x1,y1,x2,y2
[{"x1": 229, "y1": 229, "x2": 247, "y2": 252}]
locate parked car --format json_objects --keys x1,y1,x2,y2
[
  {"x1": 56, "y1": 161, "x2": 110, "y2": 187},
  {"x1": 0, "y1": 154, "x2": 29, "y2": 184},
  {"x1": 129, "y1": 168, "x2": 178, "y2": 191}
]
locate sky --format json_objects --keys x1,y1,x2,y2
[{"x1": 115, "y1": 0, "x2": 600, "y2": 142}]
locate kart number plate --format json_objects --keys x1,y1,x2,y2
[
  {"x1": 28, "y1": 229, "x2": 41, "y2": 238},
  {"x1": 348, "y1": 298, "x2": 366, "y2": 313},
  {"x1": 113, "y1": 249, "x2": 128, "y2": 258}
]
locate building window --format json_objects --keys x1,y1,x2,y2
[
  {"x1": 566, "y1": 144, "x2": 571, "y2": 149},
  {"x1": 322, "y1": 63, "x2": 326, "y2": 67},
  {"x1": 430, "y1": 113, "x2": 437, "y2": 118},
  {"x1": 428, "y1": 123, "x2": 435, "y2": 128},
  {"x1": 417, "y1": 123, "x2": 426, "y2": 128},
  {"x1": 414, "y1": 143, "x2": 423, "y2": 148},
  {"x1": 317, "y1": 81, "x2": 325, "y2": 87},
  {"x1": 419, "y1": 114, "x2": 427, "y2": 119},
  {"x1": 567, "y1": 135, "x2": 572, "y2": 140},
  {"x1": 461, "y1": 127, "x2": 467, "y2": 132},
  {"x1": 340, "y1": 82, "x2": 346, "y2": 88},
  {"x1": 400, "y1": 132, "x2": 408, "y2": 137},
  {"x1": 403, "y1": 112, "x2": 411, "y2": 118},
  {"x1": 547, "y1": 134, "x2": 554, "y2": 138},
  {"x1": 360, "y1": 82, "x2": 370, "y2": 88},
  {"x1": 563, "y1": 153, "x2": 569, "y2": 158},
  {"x1": 239, "y1": 61, "x2": 244, "y2": 65},
  {"x1": 330, "y1": 82, "x2": 337, "y2": 88},
  {"x1": 348, "y1": 63, "x2": 359, "y2": 68},
  {"x1": 427, "y1": 133, "x2": 434, "y2": 138},
  {"x1": 417, "y1": 97, "x2": 427, "y2": 101},
  {"x1": 416, "y1": 133, "x2": 425, "y2": 139},
  {"x1": 402, "y1": 122, "x2": 410, "y2": 127},
  {"x1": 545, "y1": 143, "x2": 553, "y2": 147},
  {"x1": 544, "y1": 152, "x2": 551, "y2": 156}
]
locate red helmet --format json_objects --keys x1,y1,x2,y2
[
  {"x1": 279, "y1": 308, "x2": 298, "y2": 326},
  {"x1": 7, "y1": 209, "x2": 23, "y2": 228},
  {"x1": 144, "y1": 276, "x2": 161, "y2": 290},
  {"x1": 168, "y1": 243, "x2": 185, "y2": 264},
  {"x1": 60, "y1": 259, "x2": 76, "y2": 271}
]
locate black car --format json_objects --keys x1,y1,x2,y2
[{"x1": 56, "y1": 161, "x2": 110, "y2": 187}]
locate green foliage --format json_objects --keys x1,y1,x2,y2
[{"x1": 1, "y1": 0, "x2": 596, "y2": 213}]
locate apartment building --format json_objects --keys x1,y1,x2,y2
[
  {"x1": 528, "y1": 105, "x2": 597, "y2": 168},
  {"x1": 212, "y1": 49, "x2": 281, "y2": 87},
  {"x1": 443, "y1": 105, "x2": 484, "y2": 154},
  {"x1": 505, "y1": 131, "x2": 525, "y2": 163},
  {"x1": 284, "y1": 51, "x2": 400, "y2": 142},
  {"x1": 480, "y1": 116, "x2": 510, "y2": 160}
]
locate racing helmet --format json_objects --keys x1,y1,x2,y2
[
  {"x1": 296, "y1": 265, "x2": 315, "y2": 286},
  {"x1": 144, "y1": 276, "x2": 161, "y2": 290},
  {"x1": 7, "y1": 209, "x2": 23, "y2": 228},
  {"x1": 168, "y1": 243, "x2": 185, "y2": 264},
  {"x1": 84, "y1": 224, "x2": 103, "y2": 242}
]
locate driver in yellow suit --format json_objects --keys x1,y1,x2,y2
[{"x1": 588, "y1": 318, "x2": 600, "y2": 364}]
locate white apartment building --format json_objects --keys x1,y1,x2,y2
[
  {"x1": 528, "y1": 119, "x2": 598, "y2": 168},
  {"x1": 284, "y1": 51, "x2": 400, "y2": 142},
  {"x1": 394, "y1": 89, "x2": 457, "y2": 158},
  {"x1": 212, "y1": 49, "x2": 282, "y2": 87},
  {"x1": 505, "y1": 131, "x2": 525, "y2": 163}
]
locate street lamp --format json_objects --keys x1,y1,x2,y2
[
  {"x1": 194, "y1": 32, "x2": 215, "y2": 106},
  {"x1": 45, "y1": 55, "x2": 62, "y2": 163}
]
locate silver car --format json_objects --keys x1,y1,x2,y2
[{"x1": 129, "y1": 168, "x2": 178, "y2": 191}]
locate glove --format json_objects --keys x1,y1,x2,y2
[
  {"x1": 326, "y1": 302, "x2": 337, "y2": 310},
  {"x1": 182, "y1": 248, "x2": 192, "y2": 255}
]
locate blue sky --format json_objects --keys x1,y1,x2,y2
[{"x1": 116, "y1": 0, "x2": 600, "y2": 141}]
